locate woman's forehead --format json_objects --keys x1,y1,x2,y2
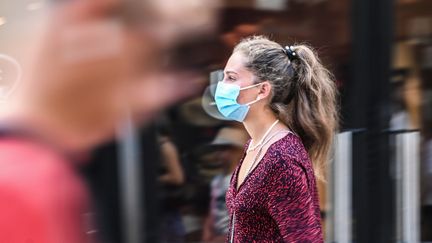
[{"x1": 224, "y1": 52, "x2": 250, "y2": 75}]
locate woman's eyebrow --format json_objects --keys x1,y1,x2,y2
[{"x1": 225, "y1": 70, "x2": 239, "y2": 75}]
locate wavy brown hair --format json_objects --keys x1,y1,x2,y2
[{"x1": 234, "y1": 36, "x2": 338, "y2": 180}]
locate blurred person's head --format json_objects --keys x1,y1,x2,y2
[
  {"x1": 0, "y1": 0, "x2": 217, "y2": 152},
  {"x1": 133, "y1": 0, "x2": 219, "y2": 47},
  {"x1": 216, "y1": 147, "x2": 243, "y2": 173},
  {"x1": 221, "y1": 23, "x2": 261, "y2": 50},
  {"x1": 215, "y1": 36, "x2": 338, "y2": 178},
  {"x1": 208, "y1": 127, "x2": 249, "y2": 172}
]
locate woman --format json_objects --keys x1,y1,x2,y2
[{"x1": 214, "y1": 36, "x2": 338, "y2": 242}]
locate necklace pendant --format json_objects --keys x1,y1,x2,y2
[
  {"x1": 246, "y1": 120, "x2": 279, "y2": 153},
  {"x1": 247, "y1": 145, "x2": 258, "y2": 151}
]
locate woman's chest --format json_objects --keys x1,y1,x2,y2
[{"x1": 226, "y1": 165, "x2": 270, "y2": 214}]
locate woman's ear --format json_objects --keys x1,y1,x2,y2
[{"x1": 258, "y1": 81, "x2": 272, "y2": 100}]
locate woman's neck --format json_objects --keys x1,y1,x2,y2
[{"x1": 242, "y1": 107, "x2": 279, "y2": 143}]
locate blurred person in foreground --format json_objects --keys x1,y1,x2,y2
[
  {"x1": 201, "y1": 127, "x2": 249, "y2": 243},
  {"x1": 214, "y1": 36, "x2": 338, "y2": 242},
  {"x1": 0, "y1": 0, "x2": 217, "y2": 242}
]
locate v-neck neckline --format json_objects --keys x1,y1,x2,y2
[{"x1": 234, "y1": 132, "x2": 292, "y2": 192}]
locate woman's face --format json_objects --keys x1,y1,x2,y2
[{"x1": 222, "y1": 51, "x2": 262, "y2": 105}]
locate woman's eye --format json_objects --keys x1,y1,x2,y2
[{"x1": 228, "y1": 76, "x2": 236, "y2": 81}]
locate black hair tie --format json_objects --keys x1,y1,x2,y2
[
  {"x1": 283, "y1": 45, "x2": 298, "y2": 61},
  {"x1": 277, "y1": 45, "x2": 299, "y2": 105}
]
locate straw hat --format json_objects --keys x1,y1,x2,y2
[
  {"x1": 209, "y1": 127, "x2": 249, "y2": 148},
  {"x1": 189, "y1": 126, "x2": 249, "y2": 170},
  {"x1": 193, "y1": 126, "x2": 249, "y2": 156}
]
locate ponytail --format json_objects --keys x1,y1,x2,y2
[{"x1": 282, "y1": 45, "x2": 338, "y2": 180}]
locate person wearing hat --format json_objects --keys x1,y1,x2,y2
[{"x1": 201, "y1": 127, "x2": 249, "y2": 243}]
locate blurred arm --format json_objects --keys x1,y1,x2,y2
[{"x1": 158, "y1": 139, "x2": 185, "y2": 185}]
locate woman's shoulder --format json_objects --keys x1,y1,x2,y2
[
  {"x1": 263, "y1": 132, "x2": 311, "y2": 175},
  {"x1": 272, "y1": 132, "x2": 308, "y2": 160}
]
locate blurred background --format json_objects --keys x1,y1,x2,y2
[{"x1": 0, "y1": 0, "x2": 431, "y2": 242}]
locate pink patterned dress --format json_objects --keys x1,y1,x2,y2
[{"x1": 225, "y1": 133, "x2": 323, "y2": 242}]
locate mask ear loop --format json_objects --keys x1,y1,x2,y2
[
  {"x1": 244, "y1": 97, "x2": 262, "y2": 106},
  {"x1": 240, "y1": 82, "x2": 264, "y2": 106},
  {"x1": 239, "y1": 82, "x2": 263, "y2": 90}
]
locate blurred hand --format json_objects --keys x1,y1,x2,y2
[
  {"x1": 202, "y1": 226, "x2": 214, "y2": 242},
  {"x1": 16, "y1": 0, "x2": 132, "y2": 132},
  {"x1": 6, "y1": 0, "x2": 215, "y2": 148}
]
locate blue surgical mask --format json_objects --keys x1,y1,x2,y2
[{"x1": 214, "y1": 81, "x2": 262, "y2": 122}]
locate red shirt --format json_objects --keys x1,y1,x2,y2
[
  {"x1": 0, "y1": 138, "x2": 92, "y2": 243},
  {"x1": 226, "y1": 133, "x2": 323, "y2": 242}
]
